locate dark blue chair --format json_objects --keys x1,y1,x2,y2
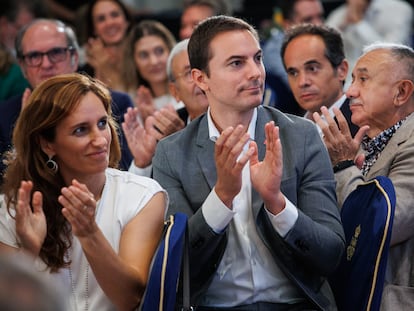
[
  {"x1": 140, "y1": 212, "x2": 190, "y2": 311},
  {"x1": 330, "y1": 176, "x2": 396, "y2": 311}
]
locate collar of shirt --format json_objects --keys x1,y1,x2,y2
[
  {"x1": 305, "y1": 93, "x2": 346, "y2": 136},
  {"x1": 330, "y1": 94, "x2": 347, "y2": 115},
  {"x1": 304, "y1": 93, "x2": 346, "y2": 120},
  {"x1": 207, "y1": 106, "x2": 257, "y2": 143},
  {"x1": 361, "y1": 116, "x2": 406, "y2": 175}
]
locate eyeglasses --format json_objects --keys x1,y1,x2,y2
[
  {"x1": 174, "y1": 69, "x2": 193, "y2": 83},
  {"x1": 20, "y1": 47, "x2": 75, "y2": 67}
]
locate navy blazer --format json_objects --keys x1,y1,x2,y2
[
  {"x1": 153, "y1": 105, "x2": 345, "y2": 310},
  {"x1": 0, "y1": 90, "x2": 133, "y2": 185}
]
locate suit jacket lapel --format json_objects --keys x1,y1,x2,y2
[
  {"x1": 339, "y1": 98, "x2": 359, "y2": 137},
  {"x1": 194, "y1": 108, "x2": 273, "y2": 214},
  {"x1": 196, "y1": 116, "x2": 217, "y2": 189},
  {"x1": 252, "y1": 107, "x2": 272, "y2": 218},
  {"x1": 367, "y1": 113, "x2": 414, "y2": 178}
]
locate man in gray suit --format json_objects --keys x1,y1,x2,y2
[
  {"x1": 153, "y1": 15, "x2": 345, "y2": 310},
  {"x1": 314, "y1": 42, "x2": 414, "y2": 310}
]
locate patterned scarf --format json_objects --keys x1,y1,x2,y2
[{"x1": 361, "y1": 119, "x2": 404, "y2": 175}]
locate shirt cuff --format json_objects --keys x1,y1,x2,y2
[
  {"x1": 128, "y1": 161, "x2": 152, "y2": 177},
  {"x1": 265, "y1": 196, "x2": 298, "y2": 237},
  {"x1": 202, "y1": 187, "x2": 235, "y2": 233}
]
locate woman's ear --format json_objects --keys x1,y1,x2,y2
[{"x1": 39, "y1": 137, "x2": 55, "y2": 158}]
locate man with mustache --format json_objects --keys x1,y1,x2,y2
[{"x1": 314, "y1": 42, "x2": 414, "y2": 310}]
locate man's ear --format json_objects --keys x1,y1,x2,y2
[
  {"x1": 337, "y1": 59, "x2": 349, "y2": 83},
  {"x1": 168, "y1": 81, "x2": 181, "y2": 102},
  {"x1": 192, "y1": 68, "x2": 209, "y2": 92},
  {"x1": 394, "y1": 79, "x2": 414, "y2": 106},
  {"x1": 18, "y1": 59, "x2": 28, "y2": 79},
  {"x1": 70, "y1": 51, "x2": 79, "y2": 69}
]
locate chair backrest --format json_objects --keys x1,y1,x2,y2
[
  {"x1": 140, "y1": 212, "x2": 189, "y2": 311},
  {"x1": 330, "y1": 176, "x2": 396, "y2": 311}
]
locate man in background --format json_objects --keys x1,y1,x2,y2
[
  {"x1": 315, "y1": 42, "x2": 414, "y2": 310},
  {"x1": 0, "y1": 0, "x2": 46, "y2": 57},
  {"x1": 179, "y1": 0, "x2": 231, "y2": 40},
  {"x1": 281, "y1": 24, "x2": 358, "y2": 137},
  {"x1": 326, "y1": 0, "x2": 413, "y2": 89},
  {"x1": 0, "y1": 19, "x2": 134, "y2": 186},
  {"x1": 262, "y1": 0, "x2": 325, "y2": 116}
]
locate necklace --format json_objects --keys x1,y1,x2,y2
[
  {"x1": 66, "y1": 181, "x2": 103, "y2": 310},
  {"x1": 67, "y1": 249, "x2": 90, "y2": 311}
]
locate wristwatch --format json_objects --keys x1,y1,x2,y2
[{"x1": 333, "y1": 160, "x2": 355, "y2": 173}]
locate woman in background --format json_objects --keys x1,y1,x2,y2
[
  {"x1": 80, "y1": 0, "x2": 133, "y2": 91},
  {"x1": 0, "y1": 43, "x2": 29, "y2": 101},
  {"x1": 122, "y1": 20, "x2": 182, "y2": 121}
]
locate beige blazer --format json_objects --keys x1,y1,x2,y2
[{"x1": 335, "y1": 113, "x2": 414, "y2": 311}]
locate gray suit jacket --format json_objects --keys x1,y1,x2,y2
[
  {"x1": 153, "y1": 106, "x2": 345, "y2": 310},
  {"x1": 335, "y1": 113, "x2": 414, "y2": 311}
]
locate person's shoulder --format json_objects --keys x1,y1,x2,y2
[
  {"x1": 260, "y1": 105, "x2": 311, "y2": 126},
  {"x1": 396, "y1": 112, "x2": 414, "y2": 140},
  {"x1": 0, "y1": 93, "x2": 23, "y2": 108},
  {"x1": 106, "y1": 167, "x2": 162, "y2": 190},
  {"x1": 159, "y1": 113, "x2": 206, "y2": 146},
  {"x1": 259, "y1": 106, "x2": 319, "y2": 142},
  {"x1": 103, "y1": 168, "x2": 166, "y2": 222},
  {"x1": 110, "y1": 90, "x2": 132, "y2": 103},
  {"x1": 0, "y1": 94, "x2": 23, "y2": 119},
  {"x1": 263, "y1": 28, "x2": 284, "y2": 49},
  {"x1": 109, "y1": 90, "x2": 133, "y2": 117},
  {"x1": 378, "y1": 0, "x2": 412, "y2": 10},
  {"x1": 326, "y1": 4, "x2": 348, "y2": 24}
]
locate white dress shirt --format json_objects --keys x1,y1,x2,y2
[
  {"x1": 304, "y1": 94, "x2": 347, "y2": 137},
  {"x1": 198, "y1": 107, "x2": 303, "y2": 307}
]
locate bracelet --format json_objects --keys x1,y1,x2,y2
[{"x1": 333, "y1": 160, "x2": 355, "y2": 173}]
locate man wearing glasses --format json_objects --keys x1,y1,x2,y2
[{"x1": 0, "y1": 19, "x2": 134, "y2": 187}]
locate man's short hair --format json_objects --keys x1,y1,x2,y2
[
  {"x1": 167, "y1": 39, "x2": 190, "y2": 82},
  {"x1": 15, "y1": 19, "x2": 79, "y2": 59},
  {"x1": 0, "y1": 0, "x2": 46, "y2": 22},
  {"x1": 278, "y1": 0, "x2": 320, "y2": 21},
  {"x1": 188, "y1": 15, "x2": 258, "y2": 76},
  {"x1": 281, "y1": 23, "x2": 345, "y2": 70},
  {"x1": 183, "y1": 0, "x2": 232, "y2": 16},
  {"x1": 362, "y1": 42, "x2": 414, "y2": 82}
]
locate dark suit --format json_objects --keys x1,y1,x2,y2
[
  {"x1": 152, "y1": 105, "x2": 345, "y2": 310},
  {"x1": 176, "y1": 106, "x2": 189, "y2": 124},
  {"x1": 0, "y1": 90, "x2": 133, "y2": 185},
  {"x1": 338, "y1": 98, "x2": 359, "y2": 137}
]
